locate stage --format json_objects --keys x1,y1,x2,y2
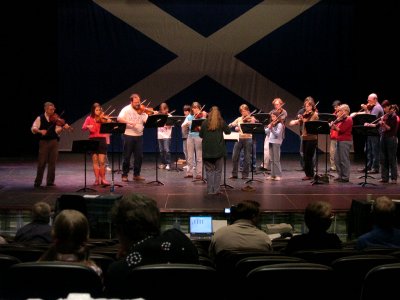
[{"x1": 0, "y1": 152, "x2": 398, "y2": 213}]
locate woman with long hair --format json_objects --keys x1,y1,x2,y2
[{"x1": 199, "y1": 106, "x2": 231, "y2": 195}]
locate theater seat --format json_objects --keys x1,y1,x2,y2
[{"x1": 5, "y1": 261, "x2": 104, "y2": 299}]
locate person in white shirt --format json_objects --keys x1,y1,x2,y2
[{"x1": 157, "y1": 103, "x2": 173, "y2": 170}]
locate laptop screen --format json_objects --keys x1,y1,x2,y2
[{"x1": 189, "y1": 216, "x2": 213, "y2": 235}]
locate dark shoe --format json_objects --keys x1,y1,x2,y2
[
  {"x1": 133, "y1": 176, "x2": 145, "y2": 181},
  {"x1": 339, "y1": 179, "x2": 349, "y2": 183},
  {"x1": 121, "y1": 176, "x2": 129, "y2": 182},
  {"x1": 229, "y1": 176, "x2": 238, "y2": 179},
  {"x1": 195, "y1": 175, "x2": 202, "y2": 180},
  {"x1": 391, "y1": 179, "x2": 397, "y2": 184},
  {"x1": 46, "y1": 183, "x2": 56, "y2": 187},
  {"x1": 302, "y1": 176, "x2": 312, "y2": 181},
  {"x1": 184, "y1": 174, "x2": 193, "y2": 178},
  {"x1": 368, "y1": 169, "x2": 379, "y2": 174}
]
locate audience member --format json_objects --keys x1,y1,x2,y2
[
  {"x1": 208, "y1": 200, "x2": 272, "y2": 260},
  {"x1": 356, "y1": 196, "x2": 400, "y2": 250},
  {"x1": 0, "y1": 235, "x2": 7, "y2": 244},
  {"x1": 39, "y1": 209, "x2": 102, "y2": 277},
  {"x1": 14, "y1": 201, "x2": 52, "y2": 244},
  {"x1": 283, "y1": 201, "x2": 342, "y2": 254},
  {"x1": 105, "y1": 193, "x2": 199, "y2": 297}
]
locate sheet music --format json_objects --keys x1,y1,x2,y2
[{"x1": 224, "y1": 132, "x2": 239, "y2": 141}]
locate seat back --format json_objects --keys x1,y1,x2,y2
[
  {"x1": 360, "y1": 263, "x2": 400, "y2": 300},
  {"x1": 331, "y1": 254, "x2": 400, "y2": 300},
  {"x1": 292, "y1": 248, "x2": 359, "y2": 265},
  {"x1": 5, "y1": 261, "x2": 104, "y2": 300},
  {"x1": 0, "y1": 254, "x2": 21, "y2": 297},
  {"x1": 89, "y1": 253, "x2": 115, "y2": 275},
  {"x1": 108, "y1": 263, "x2": 219, "y2": 300},
  {"x1": 0, "y1": 247, "x2": 44, "y2": 262},
  {"x1": 246, "y1": 262, "x2": 335, "y2": 300}
]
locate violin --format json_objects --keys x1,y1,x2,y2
[
  {"x1": 302, "y1": 110, "x2": 314, "y2": 119},
  {"x1": 49, "y1": 113, "x2": 73, "y2": 131},
  {"x1": 242, "y1": 109, "x2": 258, "y2": 123},
  {"x1": 95, "y1": 109, "x2": 115, "y2": 123}
]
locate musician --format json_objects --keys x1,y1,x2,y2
[
  {"x1": 329, "y1": 100, "x2": 341, "y2": 171},
  {"x1": 329, "y1": 104, "x2": 353, "y2": 183},
  {"x1": 365, "y1": 100, "x2": 398, "y2": 184},
  {"x1": 157, "y1": 103, "x2": 173, "y2": 170},
  {"x1": 289, "y1": 97, "x2": 318, "y2": 180},
  {"x1": 82, "y1": 103, "x2": 111, "y2": 186},
  {"x1": 117, "y1": 93, "x2": 148, "y2": 182},
  {"x1": 229, "y1": 104, "x2": 255, "y2": 179},
  {"x1": 31, "y1": 102, "x2": 70, "y2": 188},
  {"x1": 265, "y1": 111, "x2": 285, "y2": 181},
  {"x1": 181, "y1": 101, "x2": 207, "y2": 179},
  {"x1": 262, "y1": 98, "x2": 287, "y2": 171},
  {"x1": 354, "y1": 93, "x2": 383, "y2": 174}
]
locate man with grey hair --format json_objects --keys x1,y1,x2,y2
[
  {"x1": 31, "y1": 102, "x2": 70, "y2": 187},
  {"x1": 14, "y1": 201, "x2": 52, "y2": 244}
]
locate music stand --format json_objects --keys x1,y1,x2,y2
[
  {"x1": 100, "y1": 122, "x2": 127, "y2": 191},
  {"x1": 305, "y1": 121, "x2": 330, "y2": 185},
  {"x1": 253, "y1": 113, "x2": 270, "y2": 125},
  {"x1": 222, "y1": 132, "x2": 239, "y2": 189},
  {"x1": 72, "y1": 139, "x2": 100, "y2": 192},
  {"x1": 145, "y1": 114, "x2": 168, "y2": 185},
  {"x1": 318, "y1": 113, "x2": 336, "y2": 180},
  {"x1": 166, "y1": 116, "x2": 186, "y2": 172},
  {"x1": 191, "y1": 118, "x2": 207, "y2": 183},
  {"x1": 240, "y1": 123, "x2": 265, "y2": 185},
  {"x1": 352, "y1": 114, "x2": 379, "y2": 187}
]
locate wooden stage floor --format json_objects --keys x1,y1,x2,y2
[{"x1": 0, "y1": 152, "x2": 398, "y2": 214}]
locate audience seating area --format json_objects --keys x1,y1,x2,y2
[{"x1": 1, "y1": 241, "x2": 400, "y2": 299}]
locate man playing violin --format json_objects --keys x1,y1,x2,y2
[
  {"x1": 117, "y1": 93, "x2": 148, "y2": 182},
  {"x1": 31, "y1": 102, "x2": 70, "y2": 187},
  {"x1": 355, "y1": 93, "x2": 383, "y2": 174},
  {"x1": 228, "y1": 104, "x2": 255, "y2": 179},
  {"x1": 82, "y1": 103, "x2": 112, "y2": 186},
  {"x1": 329, "y1": 104, "x2": 353, "y2": 183}
]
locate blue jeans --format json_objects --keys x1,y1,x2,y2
[
  {"x1": 158, "y1": 138, "x2": 171, "y2": 165},
  {"x1": 122, "y1": 135, "x2": 143, "y2": 177}
]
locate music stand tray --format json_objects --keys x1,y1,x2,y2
[
  {"x1": 72, "y1": 140, "x2": 100, "y2": 192},
  {"x1": 100, "y1": 123, "x2": 127, "y2": 190},
  {"x1": 166, "y1": 116, "x2": 186, "y2": 172},
  {"x1": 253, "y1": 113, "x2": 271, "y2": 125},
  {"x1": 190, "y1": 118, "x2": 206, "y2": 132},
  {"x1": 318, "y1": 113, "x2": 336, "y2": 122},
  {"x1": 240, "y1": 123, "x2": 264, "y2": 185},
  {"x1": 352, "y1": 114, "x2": 377, "y2": 126},
  {"x1": 146, "y1": 114, "x2": 168, "y2": 185}
]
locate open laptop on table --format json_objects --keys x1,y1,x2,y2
[{"x1": 189, "y1": 215, "x2": 213, "y2": 241}]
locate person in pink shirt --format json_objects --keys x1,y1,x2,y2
[{"x1": 82, "y1": 103, "x2": 111, "y2": 185}]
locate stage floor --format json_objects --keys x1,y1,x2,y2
[{"x1": 0, "y1": 152, "x2": 398, "y2": 214}]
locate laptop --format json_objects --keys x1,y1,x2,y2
[{"x1": 189, "y1": 215, "x2": 213, "y2": 240}]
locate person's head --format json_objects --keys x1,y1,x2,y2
[
  {"x1": 90, "y1": 102, "x2": 102, "y2": 118},
  {"x1": 304, "y1": 96, "x2": 316, "y2": 112},
  {"x1": 130, "y1": 93, "x2": 141, "y2": 110},
  {"x1": 239, "y1": 104, "x2": 250, "y2": 117},
  {"x1": 207, "y1": 106, "x2": 223, "y2": 131},
  {"x1": 191, "y1": 102, "x2": 202, "y2": 115},
  {"x1": 372, "y1": 196, "x2": 396, "y2": 230},
  {"x1": 159, "y1": 102, "x2": 169, "y2": 114},
  {"x1": 337, "y1": 104, "x2": 350, "y2": 118},
  {"x1": 230, "y1": 200, "x2": 261, "y2": 225},
  {"x1": 32, "y1": 201, "x2": 51, "y2": 223},
  {"x1": 183, "y1": 104, "x2": 191, "y2": 116},
  {"x1": 272, "y1": 98, "x2": 284, "y2": 110},
  {"x1": 304, "y1": 201, "x2": 334, "y2": 233},
  {"x1": 367, "y1": 93, "x2": 378, "y2": 105},
  {"x1": 332, "y1": 100, "x2": 341, "y2": 112},
  {"x1": 44, "y1": 102, "x2": 56, "y2": 116},
  {"x1": 381, "y1": 100, "x2": 391, "y2": 113},
  {"x1": 111, "y1": 194, "x2": 161, "y2": 247}
]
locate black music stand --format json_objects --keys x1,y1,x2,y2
[
  {"x1": 305, "y1": 121, "x2": 330, "y2": 185},
  {"x1": 222, "y1": 132, "x2": 238, "y2": 189},
  {"x1": 352, "y1": 114, "x2": 379, "y2": 187},
  {"x1": 318, "y1": 113, "x2": 336, "y2": 179},
  {"x1": 254, "y1": 113, "x2": 270, "y2": 125},
  {"x1": 166, "y1": 116, "x2": 186, "y2": 172},
  {"x1": 72, "y1": 139, "x2": 100, "y2": 192},
  {"x1": 146, "y1": 114, "x2": 168, "y2": 185},
  {"x1": 240, "y1": 123, "x2": 265, "y2": 186},
  {"x1": 100, "y1": 122, "x2": 126, "y2": 191},
  {"x1": 191, "y1": 118, "x2": 207, "y2": 183}
]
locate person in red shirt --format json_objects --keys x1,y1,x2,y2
[
  {"x1": 330, "y1": 104, "x2": 353, "y2": 182},
  {"x1": 329, "y1": 100, "x2": 341, "y2": 171}
]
